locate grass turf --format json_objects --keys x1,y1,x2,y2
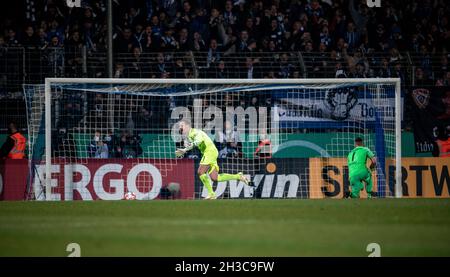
[{"x1": 0, "y1": 199, "x2": 449, "y2": 257}]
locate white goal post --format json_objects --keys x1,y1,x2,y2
[{"x1": 39, "y1": 78, "x2": 402, "y2": 200}]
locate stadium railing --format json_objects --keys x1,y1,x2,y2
[{"x1": 0, "y1": 46, "x2": 448, "y2": 132}]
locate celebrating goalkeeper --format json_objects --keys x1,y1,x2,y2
[
  {"x1": 175, "y1": 119, "x2": 250, "y2": 200},
  {"x1": 347, "y1": 137, "x2": 377, "y2": 199}
]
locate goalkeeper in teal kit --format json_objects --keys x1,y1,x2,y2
[
  {"x1": 175, "y1": 119, "x2": 250, "y2": 200},
  {"x1": 347, "y1": 137, "x2": 377, "y2": 198}
]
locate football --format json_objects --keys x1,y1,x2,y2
[{"x1": 124, "y1": 192, "x2": 136, "y2": 200}]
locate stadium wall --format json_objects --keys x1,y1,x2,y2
[{"x1": 1, "y1": 158, "x2": 449, "y2": 200}]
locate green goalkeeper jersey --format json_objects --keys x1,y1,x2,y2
[
  {"x1": 347, "y1": 146, "x2": 375, "y2": 173},
  {"x1": 187, "y1": 128, "x2": 217, "y2": 154}
]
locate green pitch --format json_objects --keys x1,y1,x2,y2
[{"x1": 0, "y1": 199, "x2": 449, "y2": 256}]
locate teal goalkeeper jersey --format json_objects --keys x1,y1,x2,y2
[
  {"x1": 347, "y1": 146, "x2": 375, "y2": 173},
  {"x1": 187, "y1": 128, "x2": 217, "y2": 154}
]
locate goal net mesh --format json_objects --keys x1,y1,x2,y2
[{"x1": 23, "y1": 80, "x2": 398, "y2": 200}]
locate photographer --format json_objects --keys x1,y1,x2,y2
[
  {"x1": 116, "y1": 130, "x2": 143, "y2": 158},
  {"x1": 88, "y1": 130, "x2": 109, "y2": 158},
  {"x1": 55, "y1": 127, "x2": 77, "y2": 158}
]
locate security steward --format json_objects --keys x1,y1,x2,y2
[{"x1": 0, "y1": 122, "x2": 26, "y2": 159}]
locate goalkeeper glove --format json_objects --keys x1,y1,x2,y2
[{"x1": 175, "y1": 148, "x2": 187, "y2": 158}]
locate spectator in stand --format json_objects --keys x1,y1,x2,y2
[
  {"x1": 348, "y1": 0, "x2": 369, "y2": 34},
  {"x1": 22, "y1": 26, "x2": 39, "y2": 48},
  {"x1": 48, "y1": 35, "x2": 62, "y2": 48},
  {"x1": 240, "y1": 57, "x2": 261, "y2": 79},
  {"x1": 329, "y1": 8, "x2": 346, "y2": 41},
  {"x1": 437, "y1": 55, "x2": 449, "y2": 80},
  {"x1": 268, "y1": 18, "x2": 284, "y2": 51},
  {"x1": 208, "y1": 8, "x2": 223, "y2": 42},
  {"x1": 209, "y1": 60, "x2": 230, "y2": 79},
  {"x1": 388, "y1": 25, "x2": 406, "y2": 51},
  {"x1": 288, "y1": 21, "x2": 305, "y2": 51},
  {"x1": 206, "y1": 39, "x2": 221, "y2": 68},
  {"x1": 377, "y1": 58, "x2": 393, "y2": 78},
  {"x1": 278, "y1": 53, "x2": 294, "y2": 78},
  {"x1": 37, "y1": 28, "x2": 48, "y2": 49},
  {"x1": 335, "y1": 62, "x2": 347, "y2": 78},
  {"x1": 150, "y1": 15, "x2": 163, "y2": 39},
  {"x1": 419, "y1": 44, "x2": 433, "y2": 78},
  {"x1": 371, "y1": 24, "x2": 389, "y2": 52},
  {"x1": 223, "y1": 0, "x2": 237, "y2": 30},
  {"x1": 319, "y1": 25, "x2": 332, "y2": 50},
  {"x1": 177, "y1": 28, "x2": 189, "y2": 51},
  {"x1": 88, "y1": 131, "x2": 103, "y2": 158},
  {"x1": 244, "y1": 17, "x2": 259, "y2": 42},
  {"x1": 103, "y1": 130, "x2": 117, "y2": 158},
  {"x1": 95, "y1": 139, "x2": 109, "y2": 159},
  {"x1": 152, "y1": 52, "x2": 171, "y2": 78},
  {"x1": 140, "y1": 25, "x2": 160, "y2": 52},
  {"x1": 161, "y1": 28, "x2": 178, "y2": 50},
  {"x1": 191, "y1": 8, "x2": 208, "y2": 36},
  {"x1": 414, "y1": 67, "x2": 432, "y2": 87},
  {"x1": 114, "y1": 62, "x2": 126, "y2": 78},
  {"x1": 436, "y1": 72, "x2": 450, "y2": 87},
  {"x1": 0, "y1": 0, "x2": 450, "y2": 88},
  {"x1": 173, "y1": 57, "x2": 186, "y2": 78},
  {"x1": 126, "y1": 47, "x2": 148, "y2": 78},
  {"x1": 65, "y1": 31, "x2": 83, "y2": 77},
  {"x1": 160, "y1": 0, "x2": 179, "y2": 19},
  {"x1": 190, "y1": 31, "x2": 207, "y2": 52},
  {"x1": 123, "y1": 7, "x2": 144, "y2": 29},
  {"x1": 393, "y1": 61, "x2": 407, "y2": 85},
  {"x1": 236, "y1": 30, "x2": 250, "y2": 52},
  {"x1": 47, "y1": 19, "x2": 64, "y2": 45},
  {"x1": 6, "y1": 29, "x2": 20, "y2": 47},
  {"x1": 183, "y1": 68, "x2": 193, "y2": 78},
  {"x1": 134, "y1": 105, "x2": 153, "y2": 129},
  {"x1": 344, "y1": 22, "x2": 359, "y2": 52},
  {"x1": 352, "y1": 62, "x2": 368, "y2": 78},
  {"x1": 133, "y1": 24, "x2": 144, "y2": 47},
  {"x1": 389, "y1": 48, "x2": 403, "y2": 65},
  {"x1": 158, "y1": 11, "x2": 170, "y2": 31},
  {"x1": 313, "y1": 42, "x2": 329, "y2": 78}
]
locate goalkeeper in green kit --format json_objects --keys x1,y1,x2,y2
[
  {"x1": 347, "y1": 137, "x2": 377, "y2": 198},
  {"x1": 175, "y1": 119, "x2": 250, "y2": 200}
]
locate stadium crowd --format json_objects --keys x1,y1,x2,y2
[
  {"x1": 0, "y1": 0, "x2": 449, "y2": 85},
  {"x1": 0, "y1": 0, "x2": 449, "y2": 159}
]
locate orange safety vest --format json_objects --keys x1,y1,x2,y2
[
  {"x1": 8, "y1": 132, "x2": 26, "y2": 159},
  {"x1": 436, "y1": 139, "x2": 450, "y2": 157}
]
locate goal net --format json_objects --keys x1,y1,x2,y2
[{"x1": 23, "y1": 78, "x2": 402, "y2": 200}]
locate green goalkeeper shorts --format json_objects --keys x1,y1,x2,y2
[
  {"x1": 349, "y1": 169, "x2": 371, "y2": 187},
  {"x1": 200, "y1": 148, "x2": 219, "y2": 174}
]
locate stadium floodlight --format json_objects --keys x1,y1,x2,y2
[{"x1": 24, "y1": 78, "x2": 402, "y2": 200}]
